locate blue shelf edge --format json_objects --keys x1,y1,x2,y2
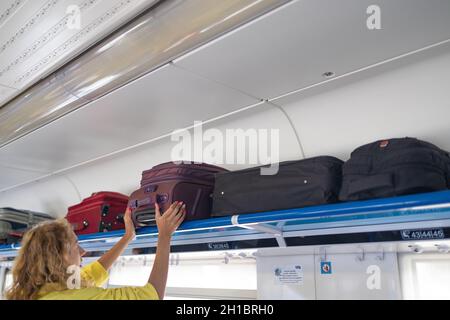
[{"x1": 2, "y1": 190, "x2": 450, "y2": 257}]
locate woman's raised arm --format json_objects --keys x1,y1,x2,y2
[
  {"x1": 148, "y1": 201, "x2": 185, "y2": 299},
  {"x1": 97, "y1": 207, "x2": 136, "y2": 271}
]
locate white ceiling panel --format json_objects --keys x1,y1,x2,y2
[
  {"x1": 61, "y1": 102, "x2": 300, "y2": 201},
  {"x1": 0, "y1": 64, "x2": 259, "y2": 174},
  {"x1": 0, "y1": 0, "x2": 159, "y2": 106},
  {"x1": 175, "y1": 0, "x2": 450, "y2": 100},
  {"x1": 273, "y1": 46, "x2": 450, "y2": 161},
  {"x1": 0, "y1": 165, "x2": 47, "y2": 190}
]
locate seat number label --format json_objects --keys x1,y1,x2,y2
[{"x1": 401, "y1": 229, "x2": 445, "y2": 240}]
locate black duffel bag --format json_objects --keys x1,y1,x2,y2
[
  {"x1": 211, "y1": 156, "x2": 343, "y2": 217},
  {"x1": 339, "y1": 137, "x2": 450, "y2": 201}
]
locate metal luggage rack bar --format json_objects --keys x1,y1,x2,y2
[{"x1": 2, "y1": 191, "x2": 450, "y2": 258}]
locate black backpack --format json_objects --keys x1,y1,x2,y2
[{"x1": 339, "y1": 137, "x2": 450, "y2": 201}]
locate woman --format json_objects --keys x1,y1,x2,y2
[{"x1": 6, "y1": 201, "x2": 186, "y2": 300}]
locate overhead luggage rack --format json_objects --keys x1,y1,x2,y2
[{"x1": 1, "y1": 191, "x2": 450, "y2": 258}]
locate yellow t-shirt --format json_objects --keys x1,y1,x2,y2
[{"x1": 38, "y1": 261, "x2": 159, "y2": 300}]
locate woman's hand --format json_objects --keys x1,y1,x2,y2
[
  {"x1": 155, "y1": 201, "x2": 186, "y2": 240},
  {"x1": 123, "y1": 207, "x2": 136, "y2": 241},
  {"x1": 149, "y1": 202, "x2": 185, "y2": 300}
]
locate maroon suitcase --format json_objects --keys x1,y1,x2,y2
[
  {"x1": 66, "y1": 192, "x2": 129, "y2": 235},
  {"x1": 129, "y1": 162, "x2": 228, "y2": 227}
]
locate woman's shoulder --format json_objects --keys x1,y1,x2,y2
[
  {"x1": 38, "y1": 286, "x2": 106, "y2": 300},
  {"x1": 38, "y1": 283, "x2": 159, "y2": 300}
]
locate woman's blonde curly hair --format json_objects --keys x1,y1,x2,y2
[{"x1": 6, "y1": 219, "x2": 83, "y2": 300}]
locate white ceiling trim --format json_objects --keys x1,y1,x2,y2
[
  {"x1": 0, "y1": 165, "x2": 51, "y2": 191},
  {"x1": 0, "y1": 163, "x2": 49, "y2": 174},
  {"x1": 0, "y1": 0, "x2": 101, "y2": 80},
  {"x1": 0, "y1": 0, "x2": 60, "y2": 56},
  {"x1": 0, "y1": 0, "x2": 28, "y2": 29},
  {"x1": 0, "y1": 0, "x2": 161, "y2": 107},
  {"x1": 0, "y1": 83, "x2": 17, "y2": 90},
  {"x1": 14, "y1": 0, "x2": 139, "y2": 86}
]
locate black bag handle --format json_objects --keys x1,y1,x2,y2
[{"x1": 347, "y1": 174, "x2": 393, "y2": 196}]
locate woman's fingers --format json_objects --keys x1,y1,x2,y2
[
  {"x1": 175, "y1": 210, "x2": 186, "y2": 227},
  {"x1": 156, "y1": 201, "x2": 180, "y2": 221},
  {"x1": 154, "y1": 201, "x2": 187, "y2": 238},
  {"x1": 177, "y1": 205, "x2": 186, "y2": 219},
  {"x1": 173, "y1": 203, "x2": 185, "y2": 221},
  {"x1": 123, "y1": 207, "x2": 136, "y2": 238},
  {"x1": 157, "y1": 201, "x2": 185, "y2": 225},
  {"x1": 175, "y1": 206, "x2": 186, "y2": 222},
  {"x1": 155, "y1": 202, "x2": 162, "y2": 219},
  {"x1": 166, "y1": 202, "x2": 178, "y2": 214},
  {"x1": 172, "y1": 203, "x2": 184, "y2": 216},
  {"x1": 165, "y1": 201, "x2": 183, "y2": 219}
]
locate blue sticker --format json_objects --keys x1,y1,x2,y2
[{"x1": 321, "y1": 261, "x2": 332, "y2": 274}]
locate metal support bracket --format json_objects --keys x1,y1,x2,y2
[
  {"x1": 356, "y1": 246, "x2": 365, "y2": 262},
  {"x1": 436, "y1": 244, "x2": 450, "y2": 253},
  {"x1": 169, "y1": 254, "x2": 180, "y2": 266},
  {"x1": 231, "y1": 215, "x2": 286, "y2": 247},
  {"x1": 375, "y1": 246, "x2": 385, "y2": 261},
  {"x1": 319, "y1": 246, "x2": 328, "y2": 262}
]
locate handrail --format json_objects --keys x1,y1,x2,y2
[{"x1": 79, "y1": 190, "x2": 450, "y2": 242}]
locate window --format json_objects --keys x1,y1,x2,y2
[
  {"x1": 107, "y1": 250, "x2": 257, "y2": 299},
  {"x1": 0, "y1": 268, "x2": 13, "y2": 300},
  {"x1": 399, "y1": 252, "x2": 450, "y2": 300}
]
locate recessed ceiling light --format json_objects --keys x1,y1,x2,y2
[{"x1": 322, "y1": 71, "x2": 336, "y2": 78}]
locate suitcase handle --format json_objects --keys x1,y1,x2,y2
[
  {"x1": 101, "y1": 204, "x2": 110, "y2": 217},
  {"x1": 71, "y1": 220, "x2": 89, "y2": 232},
  {"x1": 134, "y1": 210, "x2": 157, "y2": 227},
  {"x1": 135, "y1": 197, "x2": 153, "y2": 208},
  {"x1": 144, "y1": 185, "x2": 158, "y2": 193},
  {"x1": 347, "y1": 174, "x2": 393, "y2": 196},
  {"x1": 133, "y1": 194, "x2": 169, "y2": 210}
]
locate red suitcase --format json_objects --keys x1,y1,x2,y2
[
  {"x1": 66, "y1": 192, "x2": 129, "y2": 235},
  {"x1": 129, "y1": 162, "x2": 228, "y2": 227}
]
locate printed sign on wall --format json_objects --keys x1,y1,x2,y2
[
  {"x1": 320, "y1": 261, "x2": 332, "y2": 275},
  {"x1": 274, "y1": 265, "x2": 304, "y2": 285}
]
